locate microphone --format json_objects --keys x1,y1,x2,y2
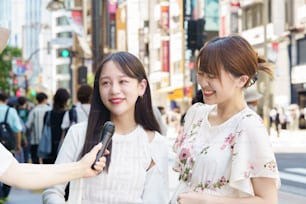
[{"x1": 91, "y1": 121, "x2": 115, "y2": 170}]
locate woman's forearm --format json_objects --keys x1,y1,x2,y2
[
  {"x1": 2, "y1": 160, "x2": 84, "y2": 189},
  {"x1": 0, "y1": 143, "x2": 105, "y2": 189}
]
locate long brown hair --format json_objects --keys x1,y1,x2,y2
[
  {"x1": 196, "y1": 35, "x2": 273, "y2": 87},
  {"x1": 80, "y1": 52, "x2": 160, "y2": 167}
]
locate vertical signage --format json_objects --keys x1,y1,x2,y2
[
  {"x1": 162, "y1": 40, "x2": 170, "y2": 72},
  {"x1": 160, "y1": 3, "x2": 170, "y2": 73}
]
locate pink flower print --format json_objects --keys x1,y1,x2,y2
[
  {"x1": 218, "y1": 176, "x2": 228, "y2": 185},
  {"x1": 264, "y1": 160, "x2": 277, "y2": 172},
  {"x1": 174, "y1": 132, "x2": 187, "y2": 151},
  {"x1": 220, "y1": 133, "x2": 235, "y2": 151},
  {"x1": 179, "y1": 148, "x2": 191, "y2": 162},
  {"x1": 194, "y1": 177, "x2": 229, "y2": 191},
  {"x1": 196, "y1": 119, "x2": 203, "y2": 126},
  {"x1": 244, "y1": 162, "x2": 256, "y2": 178}
]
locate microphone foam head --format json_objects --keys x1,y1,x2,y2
[{"x1": 103, "y1": 121, "x2": 115, "y2": 134}]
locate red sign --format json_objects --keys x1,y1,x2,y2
[
  {"x1": 160, "y1": 4, "x2": 169, "y2": 30},
  {"x1": 220, "y1": 16, "x2": 226, "y2": 37},
  {"x1": 162, "y1": 40, "x2": 169, "y2": 72}
]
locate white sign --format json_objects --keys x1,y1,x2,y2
[{"x1": 291, "y1": 64, "x2": 306, "y2": 84}]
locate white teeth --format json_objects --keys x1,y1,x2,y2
[{"x1": 203, "y1": 90, "x2": 214, "y2": 94}]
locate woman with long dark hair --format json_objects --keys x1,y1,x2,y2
[{"x1": 43, "y1": 52, "x2": 169, "y2": 204}]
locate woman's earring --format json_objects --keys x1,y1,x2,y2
[{"x1": 249, "y1": 72, "x2": 258, "y2": 87}]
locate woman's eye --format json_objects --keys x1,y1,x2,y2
[
  {"x1": 120, "y1": 80, "x2": 128, "y2": 84},
  {"x1": 207, "y1": 74, "x2": 216, "y2": 79},
  {"x1": 197, "y1": 72, "x2": 204, "y2": 77},
  {"x1": 101, "y1": 81, "x2": 110, "y2": 86}
]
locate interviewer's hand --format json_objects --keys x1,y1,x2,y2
[{"x1": 78, "y1": 143, "x2": 109, "y2": 178}]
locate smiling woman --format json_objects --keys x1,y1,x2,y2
[
  {"x1": 42, "y1": 52, "x2": 169, "y2": 204},
  {"x1": 171, "y1": 35, "x2": 280, "y2": 204}
]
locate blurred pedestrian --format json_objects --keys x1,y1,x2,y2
[
  {"x1": 43, "y1": 52, "x2": 169, "y2": 204},
  {"x1": 172, "y1": 35, "x2": 280, "y2": 204},
  {"x1": 42, "y1": 88, "x2": 70, "y2": 164},
  {"x1": 153, "y1": 105, "x2": 168, "y2": 136},
  {"x1": 244, "y1": 87, "x2": 262, "y2": 112},
  {"x1": 26, "y1": 92, "x2": 51, "y2": 164},
  {"x1": 166, "y1": 100, "x2": 181, "y2": 135},
  {"x1": 16, "y1": 96, "x2": 30, "y2": 163},
  {"x1": 61, "y1": 84, "x2": 92, "y2": 140},
  {"x1": 0, "y1": 92, "x2": 23, "y2": 202}
]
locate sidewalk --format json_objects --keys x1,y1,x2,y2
[{"x1": 270, "y1": 129, "x2": 306, "y2": 153}]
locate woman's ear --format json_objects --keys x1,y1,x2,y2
[
  {"x1": 238, "y1": 75, "x2": 249, "y2": 88},
  {"x1": 138, "y1": 79, "x2": 147, "y2": 96}
]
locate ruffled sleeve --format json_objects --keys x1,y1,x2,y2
[
  {"x1": 142, "y1": 133, "x2": 169, "y2": 204},
  {"x1": 230, "y1": 113, "x2": 280, "y2": 196},
  {"x1": 172, "y1": 103, "x2": 210, "y2": 173},
  {"x1": 173, "y1": 103, "x2": 206, "y2": 153}
]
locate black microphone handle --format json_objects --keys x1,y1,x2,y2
[{"x1": 91, "y1": 132, "x2": 113, "y2": 169}]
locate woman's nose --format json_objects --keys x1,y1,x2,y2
[
  {"x1": 110, "y1": 82, "x2": 120, "y2": 93},
  {"x1": 197, "y1": 75, "x2": 209, "y2": 87}
]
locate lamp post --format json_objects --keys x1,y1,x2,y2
[{"x1": 92, "y1": 0, "x2": 105, "y2": 73}]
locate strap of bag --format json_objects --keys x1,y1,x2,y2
[
  {"x1": 80, "y1": 105, "x2": 89, "y2": 117},
  {"x1": 45, "y1": 111, "x2": 51, "y2": 126},
  {"x1": 4, "y1": 107, "x2": 10, "y2": 122}
]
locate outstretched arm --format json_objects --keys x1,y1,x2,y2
[{"x1": 0, "y1": 143, "x2": 106, "y2": 189}]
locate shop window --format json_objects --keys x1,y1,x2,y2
[{"x1": 297, "y1": 37, "x2": 306, "y2": 64}]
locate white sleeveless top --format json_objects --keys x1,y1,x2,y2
[
  {"x1": 82, "y1": 125, "x2": 152, "y2": 203},
  {"x1": 42, "y1": 122, "x2": 169, "y2": 204}
]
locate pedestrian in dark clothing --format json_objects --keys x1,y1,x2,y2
[{"x1": 42, "y1": 88, "x2": 70, "y2": 164}]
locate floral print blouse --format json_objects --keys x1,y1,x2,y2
[{"x1": 170, "y1": 103, "x2": 280, "y2": 203}]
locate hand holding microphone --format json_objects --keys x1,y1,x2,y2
[{"x1": 91, "y1": 121, "x2": 115, "y2": 170}]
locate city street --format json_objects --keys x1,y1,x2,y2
[{"x1": 5, "y1": 129, "x2": 306, "y2": 204}]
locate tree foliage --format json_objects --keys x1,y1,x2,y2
[{"x1": 0, "y1": 46, "x2": 22, "y2": 94}]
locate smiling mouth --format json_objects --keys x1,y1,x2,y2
[
  {"x1": 110, "y1": 98, "x2": 124, "y2": 104},
  {"x1": 203, "y1": 90, "x2": 215, "y2": 97}
]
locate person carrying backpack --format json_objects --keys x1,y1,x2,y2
[
  {"x1": 0, "y1": 92, "x2": 23, "y2": 202},
  {"x1": 26, "y1": 92, "x2": 51, "y2": 164},
  {"x1": 16, "y1": 96, "x2": 31, "y2": 163},
  {"x1": 61, "y1": 84, "x2": 92, "y2": 138},
  {"x1": 60, "y1": 84, "x2": 92, "y2": 201}
]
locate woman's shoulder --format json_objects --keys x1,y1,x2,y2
[
  {"x1": 236, "y1": 108, "x2": 267, "y2": 135},
  {"x1": 70, "y1": 121, "x2": 88, "y2": 131},
  {"x1": 187, "y1": 103, "x2": 212, "y2": 116},
  {"x1": 183, "y1": 103, "x2": 212, "y2": 126},
  {"x1": 144, "y1": 129, "x2": 167, "y2": 145},
  {"x1": 239, "y1": 108, "x2": 264, "y2": 126},
  {"x1": 66, "y1": 121, "x2": 88, "y2": 141}
]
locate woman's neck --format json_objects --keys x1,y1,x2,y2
[
  {"x1": 111, "y1": 115, "x2": 137, "y2": 135},
  {"x1": 209, "y1": 102, "x2": 247, "y2": 126}
]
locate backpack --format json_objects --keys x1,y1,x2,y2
[
  {"x1": 68, "y1": 106, "x2": 77, "y2": 126},
  {"x1": 0, "y1": 108, "x2": 16, "y2": 151},
  {"x1": 62, "y1": 106, "x2": 78, "y2": 138}
]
